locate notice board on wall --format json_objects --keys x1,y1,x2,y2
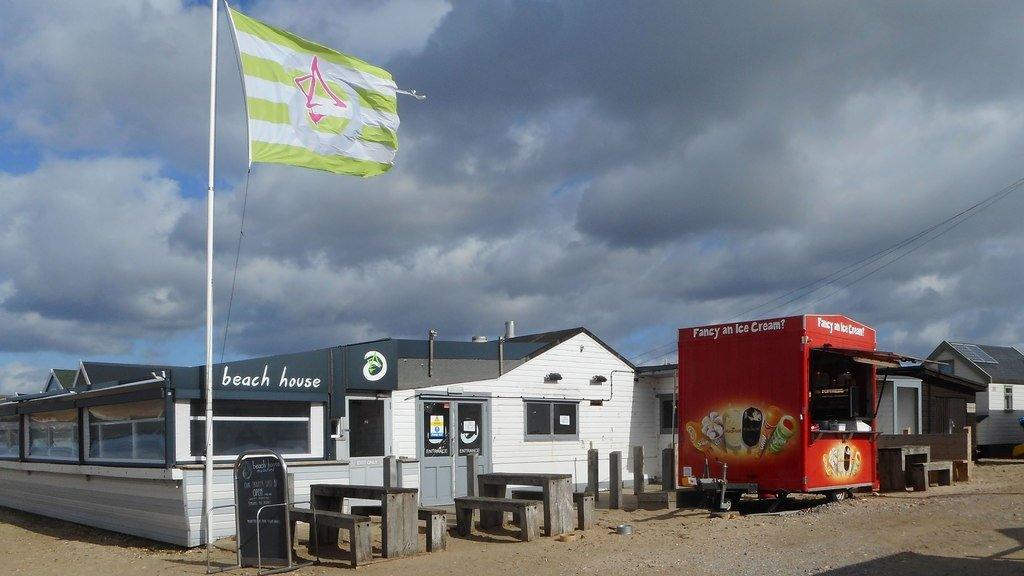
[{"x1": 234, "y1": 452, "x2": 290, "y2": 567}]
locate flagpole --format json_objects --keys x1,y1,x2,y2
[{"x1": 203, "y1": 0, "x2": 219, "y2": 558}]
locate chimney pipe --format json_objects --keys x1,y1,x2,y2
[
  {"x1": 504, "y1": 320, "x2": 515, "y2": 339},
  {"x1": 428, "y1": 329, "x2": 437, "y2": 377}
]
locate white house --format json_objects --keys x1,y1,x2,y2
[
  {"x1": 382, "y1": 328, "x2": 664, "y2": 505},
  {"x1": 927, "y1": 341, "x2": 1024, "y2": 454}
]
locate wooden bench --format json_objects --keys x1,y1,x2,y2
[
  {"x1": 418, "y1": 507, "x2": 448, "y2": 552},
  {"x1": 509, "y1": 489, "x2": 594, "y2": 531},
  {"x1": 909, "y1": 461, "x2": 953, "y2": 491},
  {"x1": 288, "y1": 507, "x2": 372, "y2": 567},
  {"x1": 454, "y1": 497, "x2": 539, "y2": 542}
]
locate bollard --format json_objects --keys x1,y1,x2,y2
[
  {"x1": 609, "y1": 451, "x2": 622, "y2": 509},
  {"x1": 383, "y1": 455, "x2": 398, "y2": 488},
  {"x1": 587, "y1": 449, "x2": 599, "y2": 495},
  {"x1": 633, "y1": 446, "x2": 645, "y2": 496},
  {"x1": 466, "y1": 453, "x2": 479, "y2": 496},
  {"x1": 662, "y1": 447, "x2": 677, "y2": 491}
]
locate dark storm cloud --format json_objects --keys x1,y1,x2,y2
[{"x1": 3, "y1": 1, "x2": 1024, "y2": 393}]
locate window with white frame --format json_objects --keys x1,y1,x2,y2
[
  {"x1": 1004, "y1": 386, "x2": 1013, "y2": 411},
  {"x1": 26, "y1": 409, "x2": 78, "y2": 460},
  {"x1": 0, "y1": 415, "x2": 19, "y2": 458},
  {"x1": 525, "y1": 401, "x2": 578, "y2": 440},
  {"x1": 189, "y1": 400, "x2": 313, "y2": 458},
  {"x1": 86, "y1": 399, "x2": 165, "y2": 463}
]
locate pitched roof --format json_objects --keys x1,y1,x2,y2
[
  {"x1": 508, "y1": 327, "x2": 635, "y2": 369},
  {"x1": 944, "y1": 341, "x2": 1024, "y2": 384},
  {"x1": 52, "y1": 369, "x2": 77, "y2": 390}
]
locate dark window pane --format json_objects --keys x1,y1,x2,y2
[
  {"x1": 90, "y1": 422, "x2": 132, "y2": 459},
  {"x1": 526, "y1": 403, "x2": 551, "y2": 436},
  {"x1": 423, "y1": 402, "x2": 450, "y2": 457},
  {"x1": 553, "y1": 403, "x2": 576, "y2": 435},
  {"x1": 134, "y1": 420, "x2": 166, "y2": 460},
  {"x1": 190, "y1": 400, "x2": 309, "y2": 418},
  {"x1": 660, "y1": 399, "x2": 676, "y2": 430},
  {"x1": 191, "y1": 420, "x2": 309, "y2": 456},
  {"x1": 458, "y1": 403, "x2": 483, "y2": 456},
  {"x1": 349, "y1": 399, "x2": 385, "y2": 457}
]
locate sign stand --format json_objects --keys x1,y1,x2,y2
[{"x1": 206, "y1": 450, "x2": 316, "y2": 575}]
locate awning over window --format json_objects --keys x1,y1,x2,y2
[{"x1": 815, "y1": 347, "x2": 914, "y2": 369}]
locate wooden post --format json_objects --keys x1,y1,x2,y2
[
  {"x1": 609, "y1": 451, "x2": 622, "y2": 509},
  {"x1": 633, "y1": 445, "x2": 645, "y2": 495},
  {"x1": 543, "y1": 477, "x2": 575, "y2": 536},
  {"x1": 466, "y1": 453, "x2": 479, "y2": 497},
  {"x1": 587, "y1": 448, "x2": 599, "y2": 495},
  {"x1": 662, "y1": 448, "x2": 677, "y2": 490},
  {"x1": 382, "y1": 492, "x2": 418, "y2": 558},
  {"x1": 383, "y1": 455, "x2": 398, "y2": 488}
]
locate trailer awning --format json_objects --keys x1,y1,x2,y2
[{"x1": 815, "y1": 347, "x2": 913, "y2": 369}]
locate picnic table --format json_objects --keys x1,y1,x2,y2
[
  {"x1": 878, "y1": 445, "x2": 931, "y2": 491},
  {"x1": 477, "y1": 472, "x2": 574, "y2": 536},
  {"x1": 310, "y1": 484, "x2": 419, "y2": 558}
]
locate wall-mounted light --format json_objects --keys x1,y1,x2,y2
[
  {"x1": 591, "y1": 375, "x2": 608, "y2": 385},
  {"x1": 545, "y1": 372, "x2": 563, "y2": 383}
]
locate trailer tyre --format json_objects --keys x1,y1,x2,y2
[{"x1": 826, "y1": 490, "x2": 847, "y2": 503}]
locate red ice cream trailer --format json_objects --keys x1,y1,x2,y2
[{"x1": 678, "y1": 314, "x2": 904, "y2": 510}]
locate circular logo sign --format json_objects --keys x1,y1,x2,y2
[{"x1": 363, "y1": 350, "x2": 387, "y2": 381}]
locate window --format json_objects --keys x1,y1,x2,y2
[
  {"x1": 524, "y1": 401, "x2": 578, "y2": 440},
  {"x1": 27, "y1": 409, "x2": 78, "y2": 460},
  {"x1": 0, "y1": 415, "x2": 19, "y2": 458},
  {"x1": 659, "y1": 397, "x2": 677, "y2": 434},
  {"x1": 348, "y1": 399, "x2": 385, "y2": 458},
  {"x1": 1005, "y1": 386, "x2": 1014, "y2": 412},
  {"x1": 809, "y1": 351, "x2": 872, "y2": 420},
  {"x1": 189, "y1": 400, "x2": 311, "y2": 458},
  {"x1": 86, "y1": 399, "x2": 165, "y2": 463}
]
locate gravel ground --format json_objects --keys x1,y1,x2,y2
[{"x1": 1, "y1": 461, "x2": 1021, "y2": 575}]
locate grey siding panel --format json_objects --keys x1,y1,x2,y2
[
  {"x1": 181, "y1": 464, "x2": 350, "y2": 547},
  {"x1": 0, "y1": 468, "x2": 190, "y2": 546}
]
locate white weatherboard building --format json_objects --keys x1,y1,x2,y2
[
  {"x1": 384, "y1": 328, "x2": 661, "y2": 505},
  {"x1": 1, "y1": 325, "x2": 676, "y2": 544},
  {"x1": 928, "y1": 341, "x2": 1024, "y2": 454}
]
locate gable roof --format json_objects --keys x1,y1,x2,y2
[
  {"x1": 52, "y1": 369, "x2": 77, "y2": 391},
  {"x1": 938, "y1": 341, "x2": 1024, "y2": 384},
  {"x1": 508, "y1": 327, "x2": 635, "y2": 369}
]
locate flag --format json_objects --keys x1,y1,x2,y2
[{"x1": 226, "y1": 6, "x2": 399, "y2": 177}]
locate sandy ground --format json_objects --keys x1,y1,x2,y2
[{"x1": 1, "y1": 461, "x2": 1022, "y2": 575}]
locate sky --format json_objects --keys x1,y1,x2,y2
[{"x1": 2, "y1": 1, "x2": 1024, "y2": 394}]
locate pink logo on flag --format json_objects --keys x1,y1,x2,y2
[{"x1": 294, "y1": 56, "x2": 347, "y2": 125}]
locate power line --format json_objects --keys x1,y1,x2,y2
[
  {"x1": 725, "y1": 175, "x2": 1024, "y2": 322},
  {"x1": 629, "y1": 174, "x2": 1024, "y2": 362}
]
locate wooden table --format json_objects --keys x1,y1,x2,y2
[
  {"x1": 310, "y1": 484, "x2": 419, "y2": 558},
  {"x1": 878, "y1": 445, "x2": 930, "y2": 491},
  {"x1": 477, "y1": 472, "x2": 574, "y2": 536}
]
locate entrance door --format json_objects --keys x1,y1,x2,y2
[
  {"x1": 418, "y1": 398, "x2": 489, "y2": 506},
  {"x1": 343, "y1": 396, "x2": 391, "y2": 485}
]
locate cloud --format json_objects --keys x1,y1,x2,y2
[
  {"x1": 1, "y1": 1, "x2": 1024, "y2": 375},
  {"x1": 0, "y1": 362, "x2": 47, "y2": 396}
]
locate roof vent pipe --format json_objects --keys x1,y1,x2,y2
[
  {"x1": 472, "y1": 336, "x2": 488, "y2": 343},
  {"x1": 428, "y1": 329, "x2": 437, "y2": 377},
  {"x1": 504, "y1": 320, "x2": 515, "y2": 339}
]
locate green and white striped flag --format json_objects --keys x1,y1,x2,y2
[{"x1": 226, "y1": 6, "x2": 399, "y2": 177}]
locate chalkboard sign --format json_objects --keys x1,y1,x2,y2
[{"x1": 234, "y1": 452, "x2": 290, "y2": 567}]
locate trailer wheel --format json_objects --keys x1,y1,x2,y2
[{"x1": 826, "y1": 490, "x2": 847, "y2": 503}]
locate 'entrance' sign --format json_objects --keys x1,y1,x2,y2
[{"x1": 233, "y1": 451, "x2": 291, "y2": 567}]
